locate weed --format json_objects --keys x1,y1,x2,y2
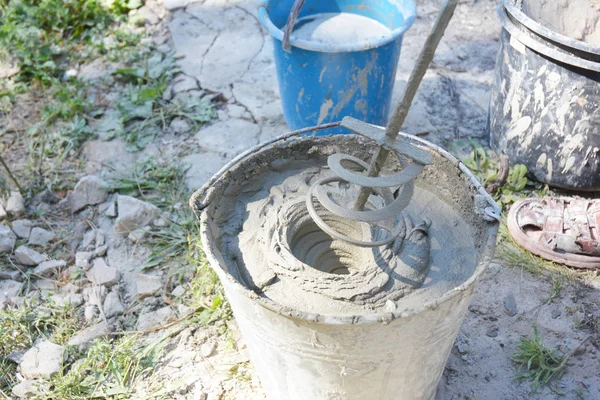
[
  {"x1": 512, "y1": 326, "x2": 569, "y2": 393},
  {"x1": 41, "y1": 334, "x2": 162, "y2": 399},
  {"x1": 113, "y1": 55, "x2": 215, "y2": 151},
  {"x1": 0, "y1": 299, "x2": 83, "y2": 355},
  {"x1": 109, "y1": 158, "x2": 186, "y2": 207},
  {"x1": 0, "y1": 0, "x2": 133, "y2": 84},
  {"x1": 0, "y1": 357, "x2": 17, "y2": 396},
  {"x1": 548, "y1": 279, "x2": 563, "y2": 303},
  {"x1": 462, "y1": 142, "x2": 547, "y2": 209}
]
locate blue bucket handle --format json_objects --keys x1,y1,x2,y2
[{"x1": 281, "y1": 0, "x2": 305, "y2": 52}]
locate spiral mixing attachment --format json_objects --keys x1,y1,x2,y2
[{"x1": 302, "y1": 0, "x2": 461, "y2": 247}]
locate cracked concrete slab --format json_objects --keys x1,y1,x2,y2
[{"x1": 171, "y1": 3, "x2": 265, "y2": 94}]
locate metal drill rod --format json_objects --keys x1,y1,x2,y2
[{"x1": 353, "y1": 0, "x2": 460, "y2": 210}]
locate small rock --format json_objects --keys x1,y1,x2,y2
[
  {"x1": 200, "y1": 341, "x2": 216, "y2": 358},
  {"x1": 95, "y1": 244, "x2": 108, "y2": 257},
  {"x1": 137, "y1": 306, "x2": 174, "y2": 331},
  {"x1": 164, "y1": 0, "x2": 193, "y2": 10},
  {"x1": 96, "y1": 230, "x2": 105, "y2": 247},
  {"x1": 61, "y1": 283, "x2": 80, "y2": 294},
  {"x1": 99, "y1": 195, "x2": 117, "y2": 217},
  {"x1": 153, "y1": 217, "x2": 169, "y2": 227},
  {"x1": 33, "y1": 260, "x2": 66, "y2": 278},
  {"x1": 132, "y1": 273, "x2": 162, "y2": 298},
  {"x1": 70, "y1": 176, "x2": 109, "y2": 213},
  {"x1": 455, "y1": 336, "x2": 470, "y2": 354},
  {"x1": 83, "y1": 285, "x2": 108, "y2": 306},
  {"x1": 115, "y1": 195, "x2": 159, "y2": 235},
  {"x1": 75, "y1": 251, "x2": 94, "y2": 269},
  {"x1": 14, "y1": 246, "x2": 46, "y2": 266},
  {"x1": 68, "y1": 321, "x2": 109, "y2": 347},
  {"x1": 172, "y1": 285, "x2": 185, "y2": 297},
  {"x1": 64, "y1": 68, "x2": 78, "y2": 79},
  {"x1": 7, "y1": 349, "x2": 26, "y2": 364},
  {"x1": 178, "y1": 304, "x2": 194, "y2": 316},
  {"x1": 0, "y1": 204, "x2": 6, "y2": 219},
  {"x1": 0, "y1": 54, "x2": 20, "y2": 78},
  {"x1": 0, "y1": 268, "x2": 21, "y2": 281},
  {"x1": 28, "y1": 227, "x2": 56, "y2": 247},
  {"x1": 103, "y1": 291, "x2": 125, "y2": 318},
  {"x1": 11, "y1": 219, "x2": 33, "y2": 238},
  {"x1": 138, "y1": 5, "x2": 160, "y2": 25},
  {"x1": 19, "y1": 339, "x2": 64, "y2": 379},
  {"x1": 0, "y1": 279, "x2": 23, "y2": 306},
  {"x1": 486, "y1": 325, "x2": 499, "y2": 338},
  {"x1": 551, "y1": 309, "x2": 561, "y2": 319},
  {"x1": 128, "y1": 227, "x2": 150, "y2": 243},
  {"x1": 53, "y1": 292, "x2": 84, "y2": 307},
  {"x1": 86, "y1": 258, "x2": 119, "y2": 286},
  {"x1": 0, "y1": 224, "x2": 16, "y2": 253},
  {"x1": 170, "y1": 117, "x2": 191, "y2": 133},
  {"x1": 11, "y1": 380, "x2": 37, "y2": 398},
  {"x1": 84, "y1": 305, "x2": 98, "y2": 322},
  {"x1": 32, "y1": 279, "x2": 56, "y2": 298},
  {"x1": 81, "y1": 229, "x2": 96, "y2": 250},
  {"x1": 4, "y1": 191, "x2": 25, "y2": 216},
  {"x1": 504, "y1": 293, "x2": 518, "y2": 317}
]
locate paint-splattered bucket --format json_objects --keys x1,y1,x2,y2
[
  {"x1": 489, "y1": 1, "x2": 600, "y2": 190},
  {"x1": 258, "y1": 0, "x2": 416, "y2": 132},
  {"x1": 190, "y1": 129, "x2": 500, "y2": 400}
]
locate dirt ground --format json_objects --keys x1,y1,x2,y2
[{"x1": 0, "y1": 0, "x2": 599, "y2": 399}]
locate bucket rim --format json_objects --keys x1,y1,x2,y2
[
  {"x1": 503, "y1": 0, "x2": 600, "y2": 59},
  {"x1": 497, "y1": 4, "x2": 600, "y2": 73},
  {"x1": 190, "y1": 127, "x2": 500, "y2": 326},
  {"x1": 257, "y1": 0, "x2": 417, "y2": 53}
]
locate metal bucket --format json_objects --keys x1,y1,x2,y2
[
  {"x1": 488, "y1": 1, "x2": 600, "y2": 190},
  {"x1": 258, "y1": 0, "x2": 416, "y2": 132},
  {"x1": 190, "y1": 130, "x2": 499, "y2": 400}
]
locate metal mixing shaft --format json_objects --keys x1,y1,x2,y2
[{"x1": 306, "y1": 0, "x2": 460, "y2": 247}]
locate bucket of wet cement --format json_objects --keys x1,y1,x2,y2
[
  {"x1": 190, "y1": 132, "x2": 499, "y2": 400},
  {"x1": 489, "y1": 0, "x2": 600, "y2": 190},
  {"x1": 258, "y1": 0, "x2": 416, "y2": 132}
]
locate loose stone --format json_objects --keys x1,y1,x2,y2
[
  {"x1": 19, "y1": 339, "x2": 64, "y2": 379},
  {"x1": 11, "y1": 219, "x2": 33, "y2": 239},
  {"x1": 14, "y1": 246, "x2": 46, "y2": 266},
  {"x1": 86, "y1": 258, "x2": 119, "y2": 286},
  {"x1": 504, "y1": 293, "x2": 518, "y2": 317},
  {"x1": 33, "y1": 260, "x2": 66, "y2": 278},
  {"x1": 28, "y1": 227, "x2": 56, "y2": 247},
  {"x1": 0, "y1": 224, "x2": 16, "y2": 253}
]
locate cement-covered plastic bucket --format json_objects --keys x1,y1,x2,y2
[
  {"x1": 489, "y1": 1, "x2": 600, "y2": 190},
  {"x1": 258, "y1": 0, "x2": 416, "y2": 132},
  {"x1": 191, "y1": 132, "x2": 499, "y2": 400}
]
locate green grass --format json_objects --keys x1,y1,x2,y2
[
  {"x1": 109, "y1": 158, "x2": 187, "y2": 207},
  {"x1": 512, "y1": 326, "x2": 570, "y2": 393},
  {"x1": 0, "y1": 298, "x2": 84, "y2": 394},
  {"x1": 495, "y1": 222, "x2": 595, "y2": 283},
  {"x1": 40, "y1": 334, "x2": 163, "y2": 399},
  {"x1": 0, "y1": 0, "x2": 134, "y2": 84},
  {"x1": 113, "y1": 57, "x2": 215, "y2": 151}
]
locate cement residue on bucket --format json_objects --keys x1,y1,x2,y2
[
  {"x1": 523, "y1": 0, "x2": 600, "y2": 45},
  {"x1": 208, "y1": 136, "x2": 489, "y2": 319},
  {"x1": 292, "y1": 13, "x2": 392, "y2": 45}
]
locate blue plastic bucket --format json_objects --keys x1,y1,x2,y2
[{"x1": 258, "y1": 0, "x2": 416, "y2": 133}]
